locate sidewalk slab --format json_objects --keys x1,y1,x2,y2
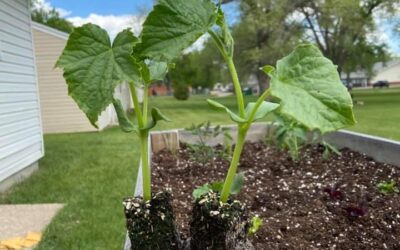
[{"x1": 0, "y1": 204, "x2": 64, "y2": 241}]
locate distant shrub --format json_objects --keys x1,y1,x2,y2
[{"x1": 173, "y1": 82, "x2": 190, "y2": 100}]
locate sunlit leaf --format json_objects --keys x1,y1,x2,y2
[
  {"x1": 266, "y1": 44, "x2": 356, "y2": 133},
  {"x1": 56, "y1": 24, "x2": 141, "y2": 127},
  {"x1": 135, "y1": 0, "x2": 217, "y2": 61}
]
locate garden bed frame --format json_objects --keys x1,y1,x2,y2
[{"x1": 124, "y1": 122, "x2": 400, "y2": 249}]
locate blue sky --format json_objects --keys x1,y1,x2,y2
[
  {"x1": 37, "y1": 0, "x2": 399, "y2": 55},
  {"x1": 50, "y1": 0, "x2": 153, "y2": 16}
]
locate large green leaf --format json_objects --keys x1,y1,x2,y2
[
  {"x1": 245, "y1": 101, "x2": 279, "y2": 122},
  {"x1": 268, "y1": 44, "x2": 355, "y2": 133},
  {"x1": 56, "y1": 24, "x2": 141, "y2": 127},
  {"x1": 135, "y1": 0, "x2": 217, "y2": 61}
]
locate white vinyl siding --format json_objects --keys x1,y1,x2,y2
[{"x1": 0, "y1": 0, "x2": 44, "y2": 182}]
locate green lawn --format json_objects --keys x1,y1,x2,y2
[
  {"x1": 350, "y1": 87, "x2": 400, "y2": 140},
  {"x1": 0, "y1": 88, "x2": 399, "y2": 249}
]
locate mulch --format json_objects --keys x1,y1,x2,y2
[{"x1": 151, "y1": 142, "x2": 400, "y2": 250}]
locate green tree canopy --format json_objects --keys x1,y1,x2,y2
[
  {"x1": 30, "y1": 0, "x2": 74, "y2": 34},
  {"x1": 169, "y1": 39, "x2": 230, "y2": 90},
  {"x1": 292, "y1": 0, "x2": 399, "y2": 74},
  {"x1": 232, "y1": 0, "x2": 303, "y2": 92}
]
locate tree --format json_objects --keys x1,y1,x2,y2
[
  {"x1": 293, "y1": 0, "x2": 399, "y2": 74},
  {"x1": 232, "y1": 0, "x2": 303, "y2": 93},
  {"x1": 30, "y1": 0, "x2": 74, "y2": 33},
  {"x1": 169, "y1": 39, "x2": 230, "y2": 90},
  {"x1": 343, "y1": 40, "x2": 390, "y2": 82}
]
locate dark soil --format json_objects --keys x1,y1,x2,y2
[
  {"x1": 151, "y1": 142, "x2": 400, "y2": 250},
  {"x1": 190, "y1": 191, "x2": 253, "y2": 250},
  {"x1": 123, "y1": 191, "x2": 183, "y2": 250}
]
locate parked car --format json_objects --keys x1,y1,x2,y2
[{"x1": 373, "y1": 80, "x2": 389, "y2": 88}]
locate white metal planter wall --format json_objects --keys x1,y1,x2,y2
[{"x1": 0, "y1": 0, "x2": 44, "y2": 182}]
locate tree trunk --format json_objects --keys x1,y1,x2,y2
[{"x1": 256, "y1": 67, "x2": 269, "y2": 95}]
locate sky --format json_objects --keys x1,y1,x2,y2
[{"x1": 35, "y1": 0, "x2": 399, "y2": 55}]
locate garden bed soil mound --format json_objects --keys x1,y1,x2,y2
[{"x1": 151, "y1": 142, "x2": 400, "y2": 250}]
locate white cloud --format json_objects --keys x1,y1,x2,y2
[
  {"x1": 68, "y1": 14, "x2": 144, "y2": 39},
  {"x1": 184, "y1": 34, "x2": 210, "y2": 54},
  {"x1": 33, "y1": 0, "x2": 71, "y2": 18}
]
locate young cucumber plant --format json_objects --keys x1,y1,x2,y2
[
  {"x1": 133, "y1": 0, "x2": 356, "y2": 203},
  {"x1": 56, "y1": 24, "x2": 170, "y2": 201}
]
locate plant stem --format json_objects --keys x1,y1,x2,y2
[
  {"x1": 220, "y1": 126, "x2": 247, "y2": 202},
  {"x1": 208, "y1": 29, "x2": 245, "y2": 117},
  {"x1": 129, "y1": 82, "x2": 144, "y2": 128},
  {"x1": 129, "y1": 82, "x2": 151, "y2": 201},
  {"x1": 209, "y1": 30, "x2": 273, "y2": 202},
  {"x1": 143, "y1": 87, "x2": 149, "y2": 124},
  {"x1": 226, "y1": 56, "x2": 245, "y2": 117},
  {"x1": 244, "y1": 89, "x2": 271, "y2": 129},
  {"x1": 140, "y1": 131, "x2": 151, "y2": 201}
]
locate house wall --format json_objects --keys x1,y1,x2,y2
[
  {"x1": 0, "y1": 0, "x2": 44, "y2": 183},
  {"x1": 371, "y1": 63, "x2": 400, "y2": 85},
  {"x1": 32, "y1": 23, "x2": 100, "y2": 133}
]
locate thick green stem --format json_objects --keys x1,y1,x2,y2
[
  {"x1": 140, "y1": 131, "x2": 151, "y2": 201},
  {"x1": 220, "y1": 126, "x2": 247, "y2": 202},
  {"x1": 208, "y1": 29, "x2": 245, "y2": 117},
  {"x1": 244, "y1": 89, "x2": 271, "y2": 129},
  {"x1": 129, "y1": 82, "x2": 151, "y2": 201},
  {"x1": 129, "y1": 82, "x2": 144, "y2": 128},
  {"x1": 226, "y1": 57, "x2": 246, "y2": 117},
  {"x1": 143, "y1": 87, "x2": 149, "y2": 124},
  {"x1": 209, "y1": 29, "x2": 273, "y2": 202}
]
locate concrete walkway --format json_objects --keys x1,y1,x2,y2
[{"x1": 0, "y1": 204, "x2": 64, "y2": 249}]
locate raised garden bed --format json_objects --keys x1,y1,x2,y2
[{"x1": 129, "y1": 123, "x2": 400, "y2": 249}]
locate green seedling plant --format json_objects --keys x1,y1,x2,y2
[
  {"x1": 185, "y1": 121, "x2": 233, "y2": 163},
  {"x1": 270, "y1": 115, "x2": 342, "y2": 160},
  {"x1": 377, "y1": 181, "x2": 399, "y2": 195},
  {"x1": 321, "y1": 140, "x2": 341, "y2": 160},
  {"x1": 192, "y1": 172, "x2": 245, "y2": 199},
  {"x1": 56, "y1": 25, "x2": 170, "y2": 201},
  {"x1": 133, "y1": 0, "x2": 355, "y2": 203},
  {"x1": 272, "y1": 115, "x2": 308, "y2": 160},
  {"x1": 248, "y1": 215, "x2": 263, "y2": 236}
]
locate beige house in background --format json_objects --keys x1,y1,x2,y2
[
  {"x1": 370, "y1": 60, "x2": 400, "y2": 85},
  {"x1": 31, "y1": 22, "x2": 137, "y2": 134}
]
